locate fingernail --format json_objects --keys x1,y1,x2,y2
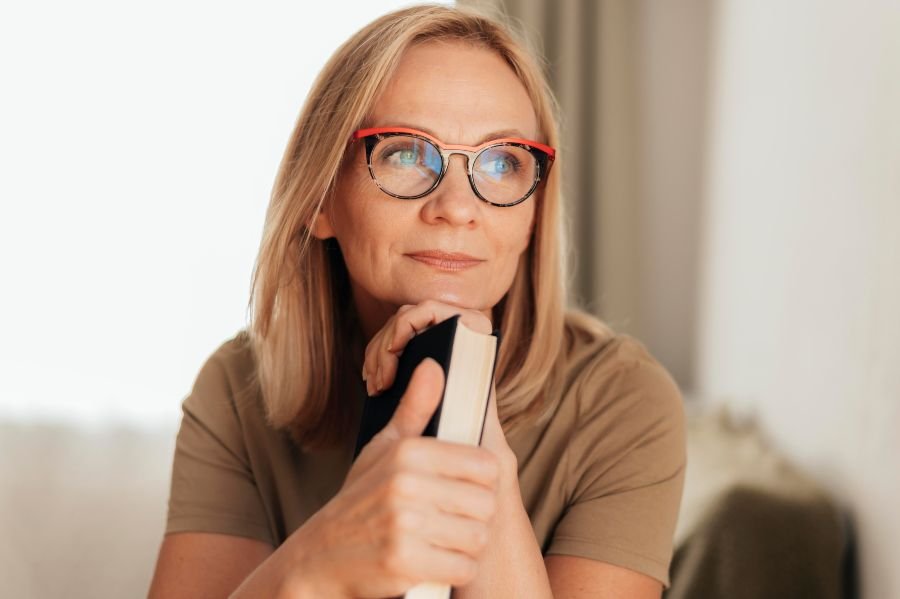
[
  {"x1": 362, "y1": 366, "x2": 367, "y2": 382},
  {"x1": 386, "y1": 342, "x2": 392, "y2": 352},
  {"x1": 376, "y1": 366, "x2": 383, "y2": 392}
]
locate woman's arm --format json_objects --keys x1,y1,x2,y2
[
  {"x1": 147, "y1": 492, "x2": 662, "y2": 599},
  {"x1": 452, "y1": 475, "x2": 662, "y2": 599},
  {"x1": 452, "y1": 359, "x2": 662, "y2": 599},
  {"x1": 441, "y1": 379, "x2": 550, "y2": 599},
  {"x1": 148, "y1": 529, "x2": 343, "y2": 598},
  {"x1": 545, "y1": 555, "x2": 662, "y2": 599},
  {"x1": 152, "y1": 359, "x2": 498, "y2": 599},
  {"x1": 451, "y1": 470, "x2": 553, "y2": 599},
  {"x1": 148, "y1": 532, "x2": 277, "y2": 599}
]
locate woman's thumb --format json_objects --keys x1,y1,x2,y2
[{"x1": 380, "y1": 358, "x2": 445, "y2": 440}]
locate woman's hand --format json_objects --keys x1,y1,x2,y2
[
  {"x1": 361, "y1": 300, "x2": 492, "y2": 397},
  {"x1": 363, "y1": 300, "x2": 518, "y2": 486},
  {"x1": 277, "y1": 358, "x2": 501, "y2": 599}
]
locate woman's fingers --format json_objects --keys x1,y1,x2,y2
[
  {"x1": 387, "y1": 536, "x2": 480, "y2": 589},
  {"x1": 421, "y1": 509, "x2": 492, "y2": 557},
  {"x1": 403, "y1": 471, "x2": 498, "y2": 523},
  {"x1": 364, "y1": 300, "x2": 493, "y2": 395},
  {"x1": 372, "y1": 302, "x2": 449, "y2": 395},
  {"x1": 374, "y1": 481, "x2": 496, "y2": 582},
  {"x1": 386, "y1": 437, "x2": 501, "y2": 490},
  {"x1": 365, "y1": 341, "x2": 399, "y2": 396},
  {"x1": 387, "y1": 300, "x2": 492, "y2": 353},
  {"x1": 391, "y1": 504, "x2": 490, "y2": 562}
]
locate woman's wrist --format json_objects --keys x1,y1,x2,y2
[
  {"x1": 279, "y1": 570, "x2": 346, "y2": 599},
  {"x1": 230, "y1": 511, "x2": 347, "y2": 599},
  {"x1": 277, "y1": 510, "x2": 350, "y2": 599},
  {"x1": 227, "y1": 547, "x2": 296, "y2": 599},
  {"x1": 490, "y1": 441, "x2": 520, "y2": 498}
]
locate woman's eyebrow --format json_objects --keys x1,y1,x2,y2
[{"x1": 374, "y1": 122, "x2": 529, "y2": 144}]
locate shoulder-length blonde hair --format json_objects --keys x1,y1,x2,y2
[{"x1": 249, "y1": 4, "x2": 568, "y2": 450}]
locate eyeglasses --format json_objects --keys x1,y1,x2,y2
[{"x1": 350, "y1": 127, "x2": 556, "y2": 207}]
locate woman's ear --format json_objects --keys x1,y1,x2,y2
[{"x1": 309, "y1": 206, "x2": 336, "y2": 240}]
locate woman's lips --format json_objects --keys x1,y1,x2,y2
[{"x1": 406, "y1": 251, "x2": 485, "y2": 271}]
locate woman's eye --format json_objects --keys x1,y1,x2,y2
[
  {"x1": 396, "y1": 149, "x2": 418, "y2": 164},
  {"x1": 381, "y1": 144, "x2": 421, "y2": 166},
  {"x1": 483, "y1": 155, "x2": 520, "y2": 175}
]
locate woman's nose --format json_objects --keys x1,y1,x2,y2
[{"x1": 420, "y1": 154, "x2": 480, "y2": 227}]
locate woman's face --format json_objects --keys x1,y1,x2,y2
[{"x1": 314, "y1": 41, "x2": 540, "y2": 333}]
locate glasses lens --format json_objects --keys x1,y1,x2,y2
[
  {"x1": 472, "y1": 145, "x2": 539, "y2": 205},
  {"x1": 370, "y1": 135, "x2": 443, "y2": 198}
]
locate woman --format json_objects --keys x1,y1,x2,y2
[{"x1": 149, "y1": 5, "x2": 685, "y2": 598}]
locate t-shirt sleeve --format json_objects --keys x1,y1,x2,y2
[
  {"x1": 546, "y1": 350, "x2": 687, "y2": 588},
  {"x1": 165, "y1": 349, "x2": 274, "y2": 545}
]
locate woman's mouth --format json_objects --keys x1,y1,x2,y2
[{"x1": 405, "y1": 250, "x2": 485, "y2": 272}]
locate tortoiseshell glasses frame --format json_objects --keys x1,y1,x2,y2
[{"x1": 350, "y1": 126, "x2": 556, "y2": 207}]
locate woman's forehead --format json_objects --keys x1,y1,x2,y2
[{"x1": 367, "y1": 41, "x2": 540, "y2": 145}]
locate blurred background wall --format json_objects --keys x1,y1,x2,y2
[{"x1": 697, "y1": 3, "x2": 899, "y2": 598}]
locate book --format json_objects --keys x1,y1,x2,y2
[{"x1": 353, "y1": 314, "x2": 500, "y2": 599}]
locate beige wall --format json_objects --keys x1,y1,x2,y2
[{"x1": 696, "y1": 2, "x2": 900, "y2": 598}]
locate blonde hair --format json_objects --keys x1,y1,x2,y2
[{"x1": 249, "y1": 4, "x2": 568, "y2": 450}]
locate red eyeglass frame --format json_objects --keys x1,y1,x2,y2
[{"x1": 350, "y1": 126, "x2": 556, "y2": 207}]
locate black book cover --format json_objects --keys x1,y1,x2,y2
[{"x1": 353, "y1": 315, "x2": 500, "y2": 460}]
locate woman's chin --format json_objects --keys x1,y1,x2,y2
[{"x1": 395, "y1": 284, "x2": 489, "y2": 311}]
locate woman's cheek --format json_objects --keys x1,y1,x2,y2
[{"x1": 480, "y1": 256, "x2": 516, "y2": 307}]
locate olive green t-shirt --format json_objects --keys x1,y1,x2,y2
[{"x1": 165, "y1": 313, "x2": 686, "y2": 587}]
